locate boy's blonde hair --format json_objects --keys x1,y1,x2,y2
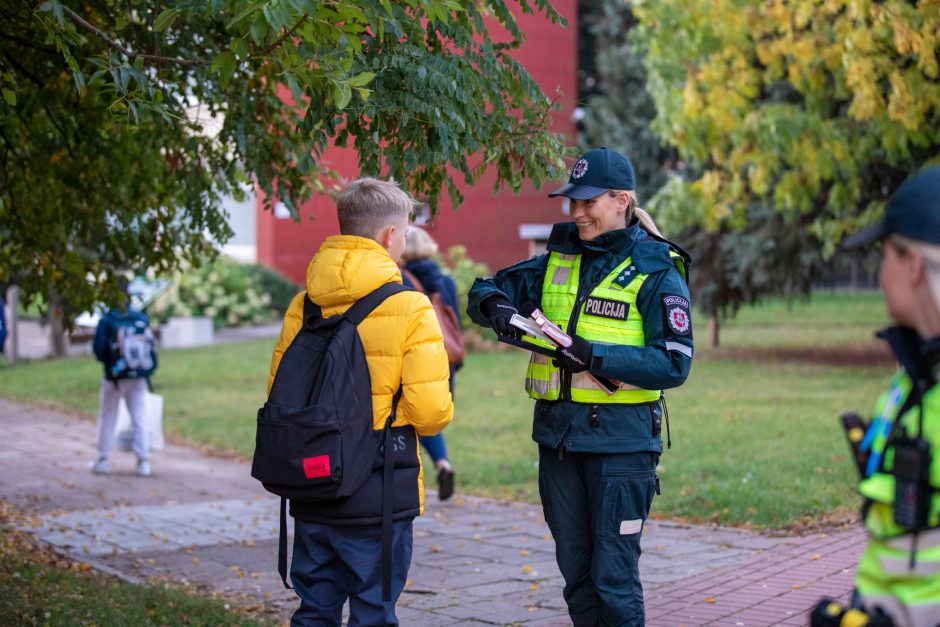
[
  {"x1": 337, "y1": 178, "x2": 413, "y2": 238},
  {"x1": 401, "y1": 225, "x2": 439, "y2": 263}
]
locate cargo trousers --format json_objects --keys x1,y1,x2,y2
[{"x1": 538, "y1": 445, "x2": 658, "y2": 627}]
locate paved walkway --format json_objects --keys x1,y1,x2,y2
[{"x1": 0, "y1": 398, "x2": 864, "y2": 626}]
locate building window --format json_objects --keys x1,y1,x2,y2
[{"x1": 519, "y1": 224, "x2": 553, "y2": 257}]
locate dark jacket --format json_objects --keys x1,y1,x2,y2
[
  {"x1": 0, "y1": 295, "x2": 6, "y2": 354},
  {"x1": 467, "y1": 221, "x2": 693, "y2": 454},
  {"x1": 404, "y1": 258, "x2": 461, "y2": 326}
]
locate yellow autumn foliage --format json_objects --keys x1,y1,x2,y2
[{"x1": 635, "y1": 0, "x2": 940, "y2": 245}]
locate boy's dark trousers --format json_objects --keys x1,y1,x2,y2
[
  {"x1": 538, "y1": 446, "x2": 658, "y2": 627},
  {"x1": 289, "y1": 518, "x2": 414, "y2": 627}
]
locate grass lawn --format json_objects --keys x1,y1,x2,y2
[
  {"x1": 0, "y1": 505, "x2": 272, "y2": 626},
  {"x1": 0, "y1": 291, "x2": 895, "y2": 528},
  {"x1": 446, "y1": 346, "x2": 889, "y2": 528},
  {"x1": 713, "y1": 289, "x2": 888, "y2": 349}
]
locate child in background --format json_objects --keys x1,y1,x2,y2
[{"x1": 399, "y1": 225, "x2": 461, "y2": 500}]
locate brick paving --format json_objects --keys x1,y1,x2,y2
[{"x1": 0, "y1": 398, "x2": 866, "y2": 625}]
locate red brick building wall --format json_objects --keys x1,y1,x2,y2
[{"x1": 256, "y1": 2, "x2": 578, "y2": 283}]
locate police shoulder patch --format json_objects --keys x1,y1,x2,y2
[
  {"x1": 662, "y1": 294, "x2": 692, "y2": 336},
  {"x1": 584, "y1": 297, "x2": 629, "y2": 321}
]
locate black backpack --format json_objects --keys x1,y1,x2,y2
[{"x1": 251, "y1": 282, "x2": 410, "y2": 598}]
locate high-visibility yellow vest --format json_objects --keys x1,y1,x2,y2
[
  {"x1": 524, "y1": 252, "x2": 661, "y2": 404},
  {"x1": 855, "y1": 371, "x2": 940, "y2": 625}
]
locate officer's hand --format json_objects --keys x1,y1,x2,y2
[
  {"x1": 557, "y1": 334, "x2": 593, "y2": 373},
  {"x1": 481, "y1": 296, "x2": 522, "y2": 339}
]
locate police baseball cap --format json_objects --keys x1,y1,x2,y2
[
  {"x1": 842, "y1": 165, "x2": 940, "y2": 249},
  {"x1": 548, "y1": 147, "x2": 636, "y2": 200}
]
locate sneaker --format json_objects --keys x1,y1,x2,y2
[
  {"x1": 90, "y1": 457, "x2": 110, "y2": 474},
  {"x1": 437, "y1": 466, "x2": 455, "y2": 501},
  {"x1": 136, "y1": 460, "x2": 152, "y2": 477}
]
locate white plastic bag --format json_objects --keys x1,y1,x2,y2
[{"x1": 115, "y1": 391, "x2": 164, "y2": 451}]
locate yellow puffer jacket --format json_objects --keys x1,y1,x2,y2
[{"x1": 267, "y1": 235, "x2": 454, "y2": 515}]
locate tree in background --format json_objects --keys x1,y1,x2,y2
[
  {"x1": 652, "y1": 173, "x2": 833, "y2": 346},
  {"x1": 0, "y1": 0, "x2": 568, "y2": 337},
  {"x1": 579, "y1": 1, "x2": 829, "y2": 345},
  {"x1": 635, "y1": 0, "x2": 940, "y2": 245},
  {"x1": 576, "y1": 0, "x2": 674, "y2": 201},
  {"x1": 673, "y1": 204, "x2": 826, "y2": 347}
]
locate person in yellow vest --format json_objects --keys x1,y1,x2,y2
[
  {"x1": 812, "y1": 166, "x2": 940, "y2": 627},
  {"x1": 467, "y1": 148, "x2": 693, "y2": 626}
]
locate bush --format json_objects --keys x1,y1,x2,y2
[
  {"x1": 149, "y1": 256, "x2": 301, "y2": 329},
  {"x1": 244, "y1": 263, "x2": 303, "y2": 314}
]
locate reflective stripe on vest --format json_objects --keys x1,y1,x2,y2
[
  {"x1": 857, "y1": 528, "x2": 940, "y2": 627},
  {"x1": 524, "y1": 252, "x2": 660, "y2": 403}
]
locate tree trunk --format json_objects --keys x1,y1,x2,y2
[
  {"x1": 47, "y1": 291, "x2": 68, "y2": 358},
  {"x1": 708, "y1": 314, "x2": 720, "y2": 348}
]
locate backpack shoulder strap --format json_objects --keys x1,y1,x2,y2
[
  {"x1": 401, "y1": 268, "x2": 426, "y2": 294},
  {"x1": 343, "y1": 283, "x2": 412, "y2": 326},
  {"x1": 302, "y1": 294, "x2": 322, "y2": 326}
]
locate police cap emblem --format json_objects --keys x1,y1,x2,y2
[{"x1": 571, "y1": 158, "x2": 589, "y2": 179}]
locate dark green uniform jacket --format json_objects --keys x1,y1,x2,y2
[{"x1": 467, "y1": 222, "x2": 694, "y2": 454}]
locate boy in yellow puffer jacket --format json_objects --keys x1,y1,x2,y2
[{"x1": 268, "y1": 177, "x2": 454, "y2": 626}]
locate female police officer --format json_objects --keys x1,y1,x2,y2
[
  {"x1": 467, "y1": 148, "x2": 693, "y2": 626},
  {"x1": 813, "y1": 166, "x2": 940, "y2": 627}
]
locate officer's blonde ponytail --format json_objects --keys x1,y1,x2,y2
[
  {"x1": 634, "y1": 207, "x2": 663, "y2": 238},
  {"x1": 609, "y1": 189, "x2": 664, "y2": 238}
]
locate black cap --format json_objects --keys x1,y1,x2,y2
[
  {"x1": 843, "y1": 166, "x2": 940, "y2": 249},
  {"x1": 548, "y1": 147, "x2": 636, "y2": 200}
]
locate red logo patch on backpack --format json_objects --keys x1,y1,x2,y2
[{"x1": 303, "y1": 455, "x2": 331, "y2": 479}]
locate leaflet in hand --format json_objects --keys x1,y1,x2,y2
[
  {"x1": 508, "y1": 309, "x2": 619, "y2": 395},
  {"x1": 529, "y1": 309, "x2": 573, "y2": 347},
  {"x1": 510, "y1": 310, "x2": 574, "y2": 347},
  {"x1": 509, "y1": 314, "x2": 553, "y2": 344}
]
